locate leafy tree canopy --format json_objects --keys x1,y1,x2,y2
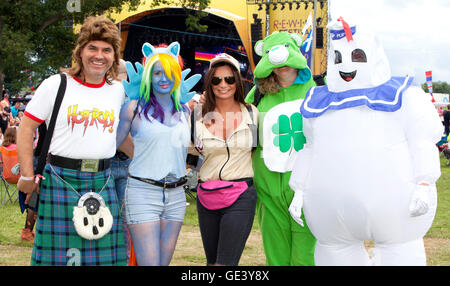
[
  {"x1": 422, "y1": 81, "x2": 450, "y2": 95},
  {"x1": 0, "y1": 0, "x2": 210, "y2": 95}
]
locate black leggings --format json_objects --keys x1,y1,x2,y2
[{"x1": 196, "y1": 183, "x2": 257, "y2": 266}]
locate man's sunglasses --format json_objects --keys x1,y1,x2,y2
[{"x1": 211, "y1": 76, "x2": 236, "y2": 85}]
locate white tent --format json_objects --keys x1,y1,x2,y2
[{"x1": 433, "y1": 93, "x2": 450, "y2": 107}]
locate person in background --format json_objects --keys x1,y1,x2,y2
[
  {"x1": 188, "y1": 53, "x2": 258, "y2": 266},
  {"x1": 0, "y1": 128, "x2": 34, "y2": 241},
  {"x1": 1, "y1": 90, "x2": 10, "y2": 109},
  {"x1": 443, "y1": 104, "x2": 450, "y2": 137},
  {"x1": 0, "y1": 106, "x2": 10, "y2": 136},
  {"x1": 14, "y1": 111, "x2": 24, "y2": 127},
  {"x1": 111, "y1": 58, "x2": 134, "y2": 263},
  {"x1": 10, "y1": 101, "x2": 20, "y2": 118}
]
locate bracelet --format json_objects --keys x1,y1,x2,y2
[{"x1": 19, "y1": 176, "x2": 34, "y2": 181}]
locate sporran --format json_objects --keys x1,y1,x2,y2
[
  {"x1": 73, "y1": 192, "x2": 113, "y2": 240},
  {"x1": 50, "y1": 164, "x2": 113, "y2": 240}
]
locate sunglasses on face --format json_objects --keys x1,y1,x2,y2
[{"x1": 211, "y1": 76, "x2": 236, "y2": 85}]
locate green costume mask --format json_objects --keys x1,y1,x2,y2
[{"x1": 253, "y1": 31, "x2": 311, "y2": 83}]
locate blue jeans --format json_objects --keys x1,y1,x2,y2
[
  {"x1": 111, "y1": 154, "x2": 131, "y2": 262},
  {"x1": 111, "y1": 155, "x2": 131, "y2": 207}
]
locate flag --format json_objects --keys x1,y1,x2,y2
[
  {"x1": 302, "y1": 12, "x2": 313, "y2": 36},
  {"x1": 300, "y1": 29, "x2": 313, "y2": 69},
  {"x1": 195, "y1": 51, "x2": 216, "y2": 62},
  {"x1": 425, "y1": 71, "x2": 435, "y2": 102},
  {"x1": 301, "y1": 29, "x2": 313, "y2": 53},
  {"x1": 26, "y1": 69, "x2": 35, "y2": 91}
]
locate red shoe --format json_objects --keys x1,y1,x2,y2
[{"x1": 21, "y1": 228, "x2": 34, "y2": 242}]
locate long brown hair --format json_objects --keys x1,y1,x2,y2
[
  {"x1": 256, "y1": 72, "x2": 281, "y2": 94},
  {"x1": 60, "y1": 16, "x2": 122, "y2": 84},
  {"x1": 201, "y1": 62, "x2": 245, "y2": 117},
  {"x1": 2, "y1": 127, "x2": 16, "y2": 147}
]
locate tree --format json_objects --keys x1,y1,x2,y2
[
  {"x1": 0, "y1": 0, "x2": 210, "y2": 96},
  {"x1": 421, "y1": 81, "x2": 450, "y2": 94}
]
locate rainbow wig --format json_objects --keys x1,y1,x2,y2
[{"x1": 139, "y1": 53, "x2": 183, "y2": 122}]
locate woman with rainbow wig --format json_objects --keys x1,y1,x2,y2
[{"x1": 116, "y1": 42, "x2": 191, "y2": 266}]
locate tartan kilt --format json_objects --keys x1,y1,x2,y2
[{"x1": 31, "y1": 164, "x2": 127, "y2": 266}]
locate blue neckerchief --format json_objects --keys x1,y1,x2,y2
[{"x1": 300, "y1": 76, "x2": 413, "y2": 118}]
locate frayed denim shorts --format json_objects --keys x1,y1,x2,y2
[{"x1": 124, "y1": 176, "x2": 186, "y2": 224}]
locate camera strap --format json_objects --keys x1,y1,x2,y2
[
  {"x1": 20, "y1": 74, "x2": 67, "y2": 213},
  {"x1": 35, "y1": 73, "x2": 67, "y2": 176}
]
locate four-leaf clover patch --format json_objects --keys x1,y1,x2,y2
[{"x1": 272, "y1": 113, "x2": 306, "y2": 153}]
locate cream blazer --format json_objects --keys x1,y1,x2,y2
[{"x1": 189, "y1": 103, "x2": 258, "y2": 182}]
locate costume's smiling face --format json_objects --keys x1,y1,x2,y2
[
  {"x1": 334, "y1": 48, "x2": 367, "y2": 82},
  {"x1": 327, "y1": 24, "x2": 391, "y2": 92}
]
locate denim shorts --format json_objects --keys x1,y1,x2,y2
[{"x1": 124, "y1": 176, "x2": 186, "y2": 224}]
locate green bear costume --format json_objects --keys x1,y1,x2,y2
[{"x1": 245, "y1": 32, "x2": 316, "y2": 266}]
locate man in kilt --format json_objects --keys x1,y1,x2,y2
[{"x1": 17, "y1": 16, "x2": 128, "y2": 266}]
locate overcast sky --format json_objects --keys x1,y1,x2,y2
[{"x1": 328, "y1": 0, "x2": 450, "y2": 85}]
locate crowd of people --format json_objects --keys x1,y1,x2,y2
[
  {"x1": 437, "y1": 104, "x2": 450, "y2": 137},
  {"x1": 0, "y1": 90, "x2": 35, "y2": 241},
  {"x1": 9, "y1": 15, "x2": 445, "y2": 267},
  {"x1": 0, "y1": 90, "x2": 26, "y2": 136},
  {"x1": 437, "y1": 105, "x2": 450, "y2": 165}
]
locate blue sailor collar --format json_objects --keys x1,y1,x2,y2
[{"x1": 301, "y1": 76, "x2": 414, "y2": 118}]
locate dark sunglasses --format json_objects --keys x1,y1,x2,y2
[{"x1": 211, "y1": 76, "x2": 236, "y2": 85}]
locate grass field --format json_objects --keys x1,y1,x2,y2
[{"x1": 0, "y1": 154, "x2": 449, "y2": 266}]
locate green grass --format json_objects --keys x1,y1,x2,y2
[
  {"x1": 184, "y1": 193, "x2": 200, "y2": 226},
  {"x1": 0, "y1": 154, "x2": 449, "y2": 265},
  {"x1": 428, "y1": 153, "x2": 450, "y2": 238},
  {"x1": 0, "y1": 182, "x2": 25, "y2": 245}
]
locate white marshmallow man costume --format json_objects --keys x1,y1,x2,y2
[{"x1": 289, "y1": 19, "x2": 444, "y2": 266}]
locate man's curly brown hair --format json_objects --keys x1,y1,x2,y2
[{"x1": 61, "y1": 16, "x2": 121, "y2": 84}]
